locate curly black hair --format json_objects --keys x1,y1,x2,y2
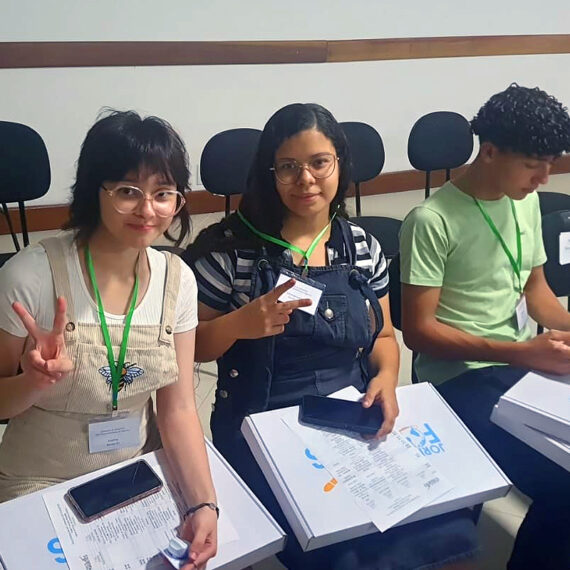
[{"x1": 471, "y1": 83, "x2": 570, "y2": 157}]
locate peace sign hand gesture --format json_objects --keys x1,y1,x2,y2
[
  {"x1": 12, "y1": 296, "x2": 74, "y2": 389},
  {"x1": 237, "y1": 278, "x2": 312, "y2": 339}
]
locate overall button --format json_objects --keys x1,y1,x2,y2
[
  {"x1": 165, "y1": 325, "x2": 173, "y2": 334},
  {"x1": 229, "y1": 369, "x2": 239, "y2": 378},
  {"x1": 323, "y1": 308, "x2": 335, "y2": 320},
  {"x1": 219, "y1": 390, "x2": 229, "y2": 399},
  {"x1": 65, "y1": 321, "x2": 76, "y2": 332}
]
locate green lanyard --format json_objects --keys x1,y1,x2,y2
[
  {"x1": 237, "y1": 210, "x2": 336, "y2": 275},
  {"x1": 85, "y1": 246, "x2": 139, "y2": 411},
  {"x1": 473, "y1": 197, "x2": 522, "y2": 293}
]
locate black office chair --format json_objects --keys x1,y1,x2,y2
[
  {"x1": 341, "y1": 122, "x2": 402, "y2": 259},
  {"x1": 341, "y1": 121, "x2": 384, "y2": 217},
  {"x1": 407, "y1": 112, "x2": 473, "y2": 199},
  {"x1": 352, "y1": 216, "x2": 401, "y2": 261},
  {"x1": 200, "y1": 128, "x2": 261, "y2": 217},
  {"x1": 537, "y1": 209, "x2": 570, "y2": 334},
  {"x1": 387, "y1": 254, "x2": 420, "y2": 383},
  {"x1": 0, "y1": 121, "x2": 51, "y2": 267},
  {"x1": 538, "y1": 191, "x2": 570, "y2": 216}
]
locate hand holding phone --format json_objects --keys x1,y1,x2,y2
[
  {"x1": 66, "y1": 459, "x2": 163, "y2": 522},
  {"x1": 300, "y1": 395, "x2": 384, "y2": 435}
]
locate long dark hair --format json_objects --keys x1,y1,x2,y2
[
  {"x1": 64, "y1": 109, "x2": 191, "y2": 246},
  {"x1": 186, "y1": 103, "x2": 351, "y2": 262}
]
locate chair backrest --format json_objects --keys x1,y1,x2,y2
[
  {"x1": 350, "y1": 216, "x2": 402, "y2": 260},
  {"x1": 387, "y1": 253, "x2": 419, "y2": 383},
  {"x1": 340, "y1": 122, "x2": 384, "y2": 216},
  {"x1": 538, "y1": 191, "x2": 570, "y2": 217},
  {"x1": 407, "y1": 111, "x2": 473, "y2": 199},
  {"x1": 388, "y1": 254, "x2": 402, "y2": 331},
  {"x1": 200, "y1": 128, "x2": 261, "y2": 217},
  {"x1": 0, "y1": 121, "x2": 51, "y2": 251},
  {"x1": 542, "y1": 209, "x2": 570, "y2": 298}
]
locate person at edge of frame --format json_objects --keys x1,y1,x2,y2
[
  {"x1": 399, "y1": 83, "x2": 570, "y2": 570},
  {"x1": 0, "y1": 111, "x2": 217, "y2": 569}
]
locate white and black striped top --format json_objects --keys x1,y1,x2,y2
[{"x1": 190, "y1": 219, "x2": 389, "y2": 313}]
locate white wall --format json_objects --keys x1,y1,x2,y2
[
  {"x1": 1, "y1": 2, "x2": 569, "y2": 205},
  {"x1": 2, "y1": 0, "x2": 569, "y2": 40}
]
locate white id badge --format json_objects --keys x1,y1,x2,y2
[
  {"x1": 88, "y1": 414, "x2": 141, "y2": 453},
  {"x1": 276, "y1": 268, "x2": 325, "y2": 316},
  {"x1": 515, "y1": 294, "x2": 529, "y2": 332}
]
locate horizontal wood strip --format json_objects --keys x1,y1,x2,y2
[
  {"x1": 0, "y1": 41, "x2": 327, "y2": 68},
  {"x1": 1, "y1": 35, "x2": 569, "y2": 69},
  {"x1": 2, "y1": 155, "x2": 569, "y2": 235},
  {"x1": 327, "y1": 34, "x2": 570, "y2": 62}
]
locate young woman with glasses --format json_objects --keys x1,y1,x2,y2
[
  {"x1": 184, "y1": 103, "x2": 478, "y2": 569},
  {"x1": 0, "y1": 111, "x2": 217, "y2": 568}
]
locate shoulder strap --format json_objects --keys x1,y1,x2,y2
[
  {"x1": 39, "y1": 237, "x2": 77, "y2": 321},
  {"x1": 159, "y1": 251, "x2": 181, "y2": 343},
  {"x1": 336, "y1": 218, "x2": 358, "y2": 265}
]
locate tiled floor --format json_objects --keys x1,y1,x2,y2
[{"x1": 3, "y1": 181, "x2": 569, "y2": 568}]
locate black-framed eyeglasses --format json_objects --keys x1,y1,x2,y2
[
  {"x1": 102, "y1": 184, "x2": 186, "y2": 217},
  {"x1": 270, "y1": 153, "x2": 339, "y2": 185}
]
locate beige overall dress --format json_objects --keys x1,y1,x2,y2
[{"x1": 0, "y1": 237, "x2": 181, "y2": 502}]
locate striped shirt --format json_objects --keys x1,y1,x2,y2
[{"x1": 190, "y1": 219, "x2": 389, "y2": 313}]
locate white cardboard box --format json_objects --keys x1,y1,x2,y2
[
  {"x1": 0, "y1": 441, "x2": 285, "y2": 570},
  {"x1": 241, "y1": 383, "x2": 511, "y2": 551},
  {"x1": 491, "y1": 404, "x2": 570, "y2": 472},
  {"x1": 493, "y1": 371, "x2": 570, "y2": 443}
]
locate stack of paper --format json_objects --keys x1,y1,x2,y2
[
  {"x1": 490, "y1": 371, "x2": 570, "y2": 471},
  {"x1": 242, "y1": 383, "x2": 511, "y2": 551}
]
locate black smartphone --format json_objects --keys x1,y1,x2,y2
[
  {"x1": 300, "y1": 395, "x2": 384, "y2": 435},
  {"x1": 66, "y1": 459, "x2": 163, "y2": 522}
]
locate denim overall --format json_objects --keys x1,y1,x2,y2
[
  {"x1": 210, "y1": 218, "x2": 383, "y2": 450},
  {"x1": 209, "y1": 219, "x2": 477, "y2": 569}
]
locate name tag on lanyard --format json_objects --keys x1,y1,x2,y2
[
  {"x1": 276, "y1": 268, "x2": 325, "y2": 316},
  {"x1": 88, "y1": 414, "x2": 141, "y2": 453},
  {"x1": 515, "y1": 294, "x2": 529, "y2": 332}
]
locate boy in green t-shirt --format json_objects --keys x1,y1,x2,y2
[{"x1": 400, "y1": 84, "x2": 570, "y2": 570}]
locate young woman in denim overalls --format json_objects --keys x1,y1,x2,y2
[
  {"x1": 0, "y1": 111, "x2": 217, "y2": 568},
  {"x1": 186, "y1": 104, "x2": 478, "y2": 569}
]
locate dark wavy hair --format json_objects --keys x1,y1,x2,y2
[
  {"x1": 185, "y1": 103, "x2": 351, "y2": 261},
  {"x1": 471, "y1": 83, "x2": 570, "y2": 157},
  {"x1": 64, "y1": 110, "x2": 191, "y2": 246}
]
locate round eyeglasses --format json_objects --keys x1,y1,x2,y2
[
  {"x1": 270, "y1": 153, "x2": 339, "y2": 185},
  {"x1": 102, "y1": 185, "x2": 186, "y2": 217}
]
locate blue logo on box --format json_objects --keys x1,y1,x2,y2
[
  {"x1": 47, "y1": 537, "x2": 67, "y2": 564},
  {"x1": 399, "y1": 423, "x2": 445, "y2": 456},
  {"x1": 304, "y1": 448, "x2": 338, "y2": 492}
]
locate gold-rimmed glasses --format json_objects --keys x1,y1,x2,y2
[
  {"x1": 102, "y1": 184, "x2": 186, "y2": 217},
  {"x1": 270, "y1": 153, "x2": 338, "y2": 185}
]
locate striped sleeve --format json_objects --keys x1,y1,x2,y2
[
  {"x1": 366, "y1": 234, "x2": 389, "y2": 298},
  {"x1": 350, "y1": 223, "x2": 389, "y2": 298},
  {"x1": 190, "y1": 251, "x2": 236, "y2": 312}
]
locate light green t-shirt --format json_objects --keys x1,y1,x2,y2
[{"x1": 400, "y1": 182, "x2": 547, "y2": 384}]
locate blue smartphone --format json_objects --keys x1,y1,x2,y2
[{"x1": 300, "y1": 395, "x2": 384, "y2": 435}]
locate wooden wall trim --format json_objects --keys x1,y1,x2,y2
[
  {"x1": 327, "y1": 34, "x2": 570, "y2": 62},
  {"x1": 2, "y1": 156, "x2": 569, "y2": 235},
  {"x1": 0, "y1": 41, "x2": 327, "y2": 68},
  {"x1": 1, "y1": 35, "x2": 569, "y2": 69}
]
